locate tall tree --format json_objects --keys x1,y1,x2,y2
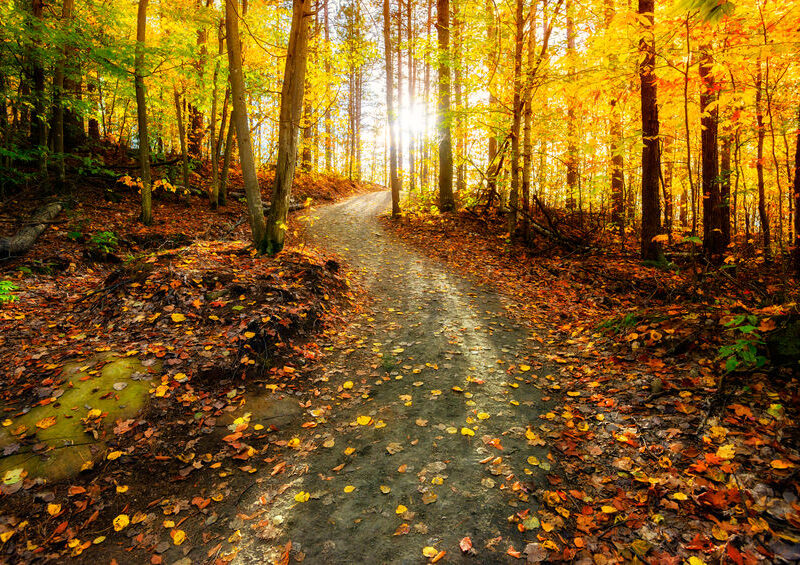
[
  {"x1": 755, "y1": 58, "x2": 771, "y2": 261},
  {"x1": 209, "y1": 18, "x2": 225, "y2": 208},
  {"x1": 53, "y1": 0, "x2": 75, "y2": 189},
  {"x1": 507, "y1": 0, "x2": 525, "y2": 233},
  {"x1": 383, "y1": 0, "x2": 401, "y2": 216},
  {"x1": 605, "y1": 0, "x2": 624, "y2": 230},
  {"x1": 638, "y1": 0, "x2": 662, "y2": 261},
  {"x1": 225, "y1": 0, "x2": 266, "y2": 249},
  {"x1": 700, "y1": 44, "x2": 724, "y2": 260},
  {"x1": 565, "y1": 0, "x2": 578, "y2": 210},
  {"x1": 265, "y1": 0, "x2": 311, "y2": 254},
  {"x1": 135, "y1": 0, "x2": 152, "y2": 225},
  {"x1": 436, "y1": 0, "x2": 454, "y2": 211},
  {"x1": 794, "y1": 106, "x2": 800, "y2": 276}
]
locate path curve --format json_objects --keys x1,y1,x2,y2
[{"x1": 240, "y1": 191, "x2": 551, "y2": 564}]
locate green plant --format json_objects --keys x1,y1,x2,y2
[
  {"x1": 599, "y1": 312, "x2": 639, "y2": 334},
  {"x1": 718, "y1": 314, "x2": 767, "y2": 373},
  {"x1": 90, "y1": 231, "x2": 119, "y2": 254},
  {"x1": 77, "y1": 155, "x2": 115, "y2": 177},
  {"x1": 0, "y1": 280, "x2": 19, "y2": 304}
]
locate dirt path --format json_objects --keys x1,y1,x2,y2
[{"x1": 237, "y1": 192, "x2": 553, "y2": 564}]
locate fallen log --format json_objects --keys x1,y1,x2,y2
[{"x1": 0, "y1": 201, "x2": 63, "y2": 258}]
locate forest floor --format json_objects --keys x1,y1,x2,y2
[{"x1": 0, "y1": 186, "x2": 798, "y2": 565}]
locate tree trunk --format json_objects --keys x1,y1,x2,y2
[
  {"x1": 383, "y1": 0, "x2": 401, "y2": 216},
  {"x1": 436, "y1": 0, "x2": 454, "y2": 211},
  {"x1": 173, "y1": 90, "x2": 190, "y2": 193},
  {"x1": 486, "y1": 0, "x2": 498, "y2": 199},
  {"x1": 0, "y1": 201, "x2": 63, "y2": 258},
  {"x1": 266, "y1": 0, "x2": 311, "y2": 254},
  {"x1": 52, "y1": 0, "x2": 75, "y2": 188},
  {"x1": 793, "y1": 106, "x2": 800, "y2": 276},
  {"x1": 408, "y1": 0, "x2": 416, "y2": 194},
  {"x1": 720, "y1": 132, "x2": 732, "y2": 250},
  {"x1": 219, "y1": 109, "x2": 236, "y2": 207},
  {"x1": 323, "y1": 0, "x2": 333, "y2": 172},
  {"x1": 606, "y1": 0, "x2": 624, "y2": 230},
  {"x1": 209, "y1": 19, "x2": 224, "y2": 208},
  {"x1": 507, "y1": 0, "x2": 524, "y2": 233},
  {"x1": 135, "y1": 0, "x2": 152, "y2": 225},
  {"x1": 700, "y1": 45, "x2": 723, "y2": 261},
  {"x1": 521, "y1": 0, "x2": 537, "y2": 241},
  {"x1": 565, "y1": 0, "x2": 578, "y2": 210},
  {"x1": 638, "y1": 0, "x2": 663, "y2": 262},
  {"x1": 226, "y1": 0, "x2": 266, "y2": 249},
  {"x1": 755, "y1": 59, "x2": 771, "y2": 261},
  {"x1": 31, "y1": 0, "x2": 48, "y2": 178}
]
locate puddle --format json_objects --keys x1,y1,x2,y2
[{"x1": 0, "y1": 353, "x2": 160, "y2": 483}]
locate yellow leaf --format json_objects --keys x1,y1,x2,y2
[
  {"x1": 113, "y1": 514, "x2": 129, "y2": 531},
  {"x1": 688, "y1": 557, "x2": 706, "y2": 565},
  {"x1": 36, "y1": 416, "x2": 57, "y2": 429},
  {"x1": 170, "y1": 313, "x2": 186, "y2": 323},
  {"x1": 380, "y1": 485, "x2": 391, "y2": 494},
  {"x1": 92, "y1": 536, "x2": 106, "y2": 544},
  {"x1": 527, "y1": 456, "x2": 539, "y2": 466},
  {"x1": 287, "y1": 438, "x2": 300, "y2": 448},
  {"x1": 106, "y1": 451, "x2": 122, "y2": 461},
  {"x1": 422, "y1": 546, "x2": 438, "y2": 558},
  {"x1": 771, "y1": 459, "x2": 795, "y2": 469},
  {"x1": 601, "y1": 505, "x2": 617, "y2": 514},
  {"x1": 395, "y1": 504, "x2": 407, "y2": 514},
  {"x1": 460, "y1": 427, "x2": 475, "y2": 436},
  {"x1": 163, "y1": 520, "x2": 175, "y2": 528},
  {"x1": 344, "y1": 485, "x2": 355, "y2": 493},
  {"x1": 294, "y1": 491, "x2": 310, "y2": 503},
  {"x1": 243, "y1": 331, "x2": 255, "y2": 338},
  {"x1": 1, "y1": 531, "x2": 14, "y2": 543},
  {"x1": 477, "y1": 412, "x2": 490, "y2": 420},
  {"x1": 519, "y1": 365, "x2": 531, "y2": 372},
  {"x1": 356, "y1": 415, "x2": 372, "y2": 426},
  {"x1": 344, "y1": 447, "x2": 355, "y2": 455},
  {"x1": 672, "y1": 492, "x2": 688, "y2": 500},
  {"x1": 323, "y1": 438, "x2": 335, "y2": 448},
  {"x1": 342, "y1": 381, "x2": 354, "y2": 389},
  {"x1": 172, "y1": 529, "x2": 186, "y2": 546},
  {"x1": 716, "y1": 444, "x2": 736, "y2": 460},
  {"x1": 116, "y1": 485, "x2": 129, "y2": 493},
  {"x1": 47, "y1": 503, "x2": 61, "y2": 516}
]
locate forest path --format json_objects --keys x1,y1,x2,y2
[{"x1": 239, "y1": 191, "x2": 552, "y2": 564}]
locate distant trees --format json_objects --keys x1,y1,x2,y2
[{"x1": 0, "y1": 0, "x2": 795, "y2": 269}]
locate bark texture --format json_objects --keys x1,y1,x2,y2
[
  {"x1": 226, "y1": 0, "x2": 267, "y2": 249},
  {"x1": 266, "y1": 0, "x2": 311, "y2": 254}
]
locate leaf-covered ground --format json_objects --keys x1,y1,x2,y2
[
  {"x1": 383, "y1": 206, "x2": 800, "y2": 563},
  {"x1": 0, "y1": 174, "x2": 369, "y2": 563},
  {"x1": 1, "y1": 188, "x2": 798, "y2": 565}
]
